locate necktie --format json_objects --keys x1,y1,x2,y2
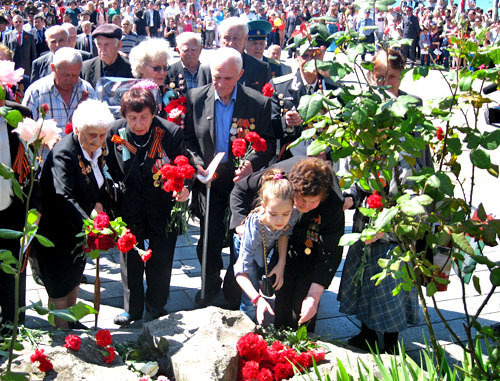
[
  {"x1": 86, "y1": 35, "x2": 90, "y2": 52},
  {"x1": 17, "y1": 32, "x2": 21, "y2": 45}
]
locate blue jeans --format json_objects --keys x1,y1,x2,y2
[{"x1": 233, "y1": 234, "x2": 266, "y2": 322}]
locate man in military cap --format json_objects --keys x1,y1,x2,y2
[
  {"x1": 81, "y1": 23, "x2": 133, "y2": 88},
  {"x1": 0, "y1": 14, "x2": 9, "y2": 42},
  {"x1": 15, "y1": 0, "x2": 26, "y2": 18},
  {"x1": 270, "y1": 46, "x2": 338, "y2": 160},
  {"x1": 246, "y1": 19, "x2": 283, "y2": 78},
  {"x1": 25, "y1": 1, "x2": 38, "y2": 16},
  {"x1": 2, "y1": 1, "x2": 13, "y2": 15}
]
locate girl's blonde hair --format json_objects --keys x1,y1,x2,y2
[{"x1": 258, "y1": 168, "x2": 294, "y2": 206}]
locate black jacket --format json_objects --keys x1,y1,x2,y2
[
  {"x1": 81, "y1": 55, "x2": 133, "y2": 88},
  {"x1": 105, "y1": 116, "x2": 192, "y2": 231},
  {"x1": 166, "y1": 60, "x2": 212, "y2": 95},
  {"x1": 240, "y1": 52, "x2": 272, "y2": 93},
  {"x1": 230, "y1": 156, "x2": 345, "y2": 288}
]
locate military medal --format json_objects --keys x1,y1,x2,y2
[{"x1": 169, "y1": 82, "x2": 175, "y2": 89}]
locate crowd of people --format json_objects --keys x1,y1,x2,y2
[{"x1": 0, "y1": 0, "x2": 497, "y2": 354}]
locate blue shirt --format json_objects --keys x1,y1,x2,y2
[
  {"x1": 357, "y1": 17, "x2": 375, "y2": 36},
  {"x1": 184, "y1": 65, "x2": 199, "y2": 90},
  {"x1": 215, "y1": 85, "x2": 237, "y2": 163}
]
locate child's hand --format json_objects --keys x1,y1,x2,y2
[
  {"x1": 256, "y1": 297, "x2": 274, "y2": 324},
  {"x1": 269, "y1": 262, "x2": 285, "y2": 290}
]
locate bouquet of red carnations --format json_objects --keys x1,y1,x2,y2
[
  {"x1": 232, "y1": 132, "x2": 267, "y2": 169},
  {"x1": 155, "y1": 155, "x2": 195, "y2": 236},
  {"x1": 237, "y1": 332, "x2": 325, "y2": 381},
  {"x1": 79, "y1": 211, "x2": 151, "y2": 262}
]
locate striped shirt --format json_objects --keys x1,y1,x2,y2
[
  {"x1": 121, "y1": 31, "x2": 139, "y2": 55},
  {"x1": 22, "y1": 73, "x2": 97, "y2": 135}
]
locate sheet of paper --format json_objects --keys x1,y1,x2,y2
[{"x1": 196, "y1": 152, "x2": 225, "y2": 184}]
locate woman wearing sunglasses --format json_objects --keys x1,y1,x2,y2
[{"x1": 129, "y1": 38, "x2": 171, "y2": 88}]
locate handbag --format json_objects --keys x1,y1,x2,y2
[{"x1": 260, "y1": 217, "x2": 276, "y2": 297}]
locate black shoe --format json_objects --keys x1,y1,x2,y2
[
  {"x1": 68, "y1": 321, "x2": 89, "y2": 330},
  {"x1": 383, "y1": 332, "x2": 399, "y2": 355},
  {"x1": 113, "y1": 312, "x2": 141, "y2": 327},
  {"x1": 347, "y1": 323, "x2": 378, "y2": 352}
]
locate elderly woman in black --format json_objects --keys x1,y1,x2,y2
[
  {"x1": 37, "y1": 99, "x2": 115, "y2": 329},
  {"x1": 230, "y1": 156, "x2": 345, "y2": 331},
  {"x1": 106, "y1": 87, "x2": 191, "y2": 326}
]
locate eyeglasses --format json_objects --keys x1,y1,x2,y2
[{"x1": 149, "y1": 64, "x2": 168, "y2": 72}]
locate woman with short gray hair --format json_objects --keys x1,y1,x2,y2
[
  {"x1": 36, "y1": 99, "x2": 114, "y2": 329},
  {"x1": 129, "y1": 38, "x2": 171, "y2": 86}
]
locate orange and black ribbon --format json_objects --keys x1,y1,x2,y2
[
  {"x1": 111, "y1": 134, "x2": 137, "y2": 155},
  {"x1": 12, "y1": 141, "x2": 30, "y2": 182},
  {"x1": 148, "y1": 127, "x2": 165, "y2": 159}
]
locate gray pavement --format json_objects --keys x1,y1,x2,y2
[{"x1": 23, "y1": 57, "x2": 500, "y2": 367}]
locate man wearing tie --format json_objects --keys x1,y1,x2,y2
[
  {"x1": 4, "y1": 15, "x2": 37, "y2": 75},
  {"x1": 76, "y1": 20, "x2": 97, "y2": 57},
  {"x1": 29, "y1": 13, "x2": 49, "y2": 58}
]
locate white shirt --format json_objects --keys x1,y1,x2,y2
[
  {"x1": 0, "y1": 117, "x2": 13, "y2": 211},
  {"x1": 80, "y1": 143, "x2": 104, "y2": 189}
]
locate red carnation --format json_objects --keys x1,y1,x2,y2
[
  {"x1": 297, "y1": 351, "x2": 313, "y2": 368},
  {"x1": 241, "y1": 360, "x2": 260, "y2": 379},
  {"x1": 273, "y1": 362, "x2": 294, "y2": 380},
  {"x1": 84, "y1": 231, "x2": 99, "y2": 252},
  {"x1": 64, "y1": 334, "x2": 81, "y2": 351},
  {"x1": 40, "y1": 103, "x2": 49, "y2": 114},
  {"x1": 252, "y1": 138, "x2": 267, "y2": 152},
  {"x1": 103, "y1": 346, "x2": 116, "y2": 364},
  {"x1": 38, "y1": 358, "x2": 54, "y2": 372},
  {"x1": 270, "y1": 341, "x2": 284, "y2": 351},
  {"x1": 236, "y1": 333, "x2": 268, "y2": 362},
  {"x1": 178, "y1": 164, "x2": 195, "y2": 179},
  {"x1": 96, "y1": 329, "x2": 113, "y2": 347},
  {"x1": 245, "y1": 131, "x2": 261, "y2": 144},
  {"x1": 174, "y1": 155, "x2": 189, "y2": 166},
  {"x1": 232, "y1": 138, "x2": 247, "y2": 158},
  {"x1": 30, "y1": 349, "x2": 53, "y2": 372},
  {"x1": 117, "y1": 231, "x2": 137, "y2": 253},
  {"x1": 311, "y1": 348, "x2": 326, "y2": 362},
  {"x1": 141, "y1": 249, "x2": 152, "y2": 262},
  {"x1": 97, "y1": 234, "x2": 116, "y2": 251},
  {"x1": 436, "y1": 126, "x2": 445, "y2": 141},
  {"x1": 258, "y1": 368, "x2": 274, "y2": 381},
  {"x1": 163, "y1": 178, "x2": 184, "y2": 193},
  {"x1": 160, "y1": 164, "x2": 176, "y2": 180},
  {"x1": 65, "y1": 123, "x2": 73, "y2": 134},
  {"x1": 262, "y1": 83, "x2": 274, "y2": 97},
  {"x1": 93, "y1": 212, "x2": 110, "y2": 230},
  {"x1": 366, "y1": 191, "x2": 383, "y2": 210}
]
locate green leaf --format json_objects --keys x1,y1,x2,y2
[
  {"x1": 67, "y1": 301, "x2": 98, "y2": 320},
  {"x1": 339, "y1": 233, "x2": 361, "y2": 246},
  {"x1": 1, "y1": 371, "x2": 30, "y2": 381},
  {"x1": 482, "y1": 129, "x2": 500, "y2": 150},
  {"x1": 296, "y1": 325, "x2": 307, "y2": 341},
  {"x1": 2, "y1": 263, "x2": 17, "y2": 274},
  {"x1": 426, "y1": 281, "x2": 438, "y2": 297},
  {"x1": 358, "y1": 207, "x2": 377, "y2": 218},
  {"x1": 306, "y1": 139, "x2": 327, "y2": 156},
  {"x1": 0, "y1": 86, "x2": 5, "y2": 101},
  {"x1": 34, "y1": 234, "x2": 54, "y2": 248},
  {"x1": 31, "y1": 300, "x2": 49, "y2": 315},
  {"x1": 413, "y1": 194, "x2": 433, "y2": 206},
  {"x1": 0, "y1": 229, "x2": 23, "y2": 240},
  {"x1": 487, "y1": 163, "x2": 499, "y2": 177},
  {"x1": 452, "y1": 233, "x2": 474, "y2": 255},
  {"x1": 490, "y1": 268, "x2": 500, "y2": 287},
  {"x1": 470, "y1": 149, "x2": 491, "y2": 169},
  {"x1": 458, "y1": 75, "x2": 473, "y2": 91},
  {"x1": 400, "y1": 199, "x2": 426, "y2": 216},
  {"x1": 476, "y1": 203, "x2": 487, "y2": 222},
  {"x1": 412, "y1": 65, "x2": 429, "y2": 80},
  {"x1": 378, "y1": 258, "x2": 389, "y2": 268},
  {"x1": 472, "y1": 275, "x2": 482, "y2": 295},
  {"x1": 373, "y1": 207, "x2": 399, "y2": 232},
  {"x1": 447, "y1": 137, "x2": 462, "y2": 155},
  {"x1": 298, "y1": 94, "x2": 323, "y2": 123},
  {"x1": 4, "y1": 109, "x2": 23, "y2": 128},
  {"x1": 352, "y1": 107, "x2": 368, "y2": 125},
  {"x1": 426, "y1": 172, "x2": 454, "y2": 196}
]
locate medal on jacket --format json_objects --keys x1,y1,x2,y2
[{"x1": 304, "y1": 214, "x2": 321, "y2": 255}]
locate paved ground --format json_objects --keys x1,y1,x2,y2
[{"x1": 23, "y1": 51, "x2": 500, "y2": 368}]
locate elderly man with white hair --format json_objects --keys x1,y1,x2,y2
[
  {"x1": 219, "y1": 17, "x2": 271, "y2": 92},
  {"x1": 23, "y1": 47, "x2": 97, "y2": 136},
  {"x1": 184, "y1": 47, "x2": 275, "y2": 306},
  {"x1": 166, "y1": 32, "x2": 212, "y2": 94}
]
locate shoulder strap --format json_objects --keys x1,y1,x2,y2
[{"x1": 259, "y1": 216, "x2": 269, "y2": 276}]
